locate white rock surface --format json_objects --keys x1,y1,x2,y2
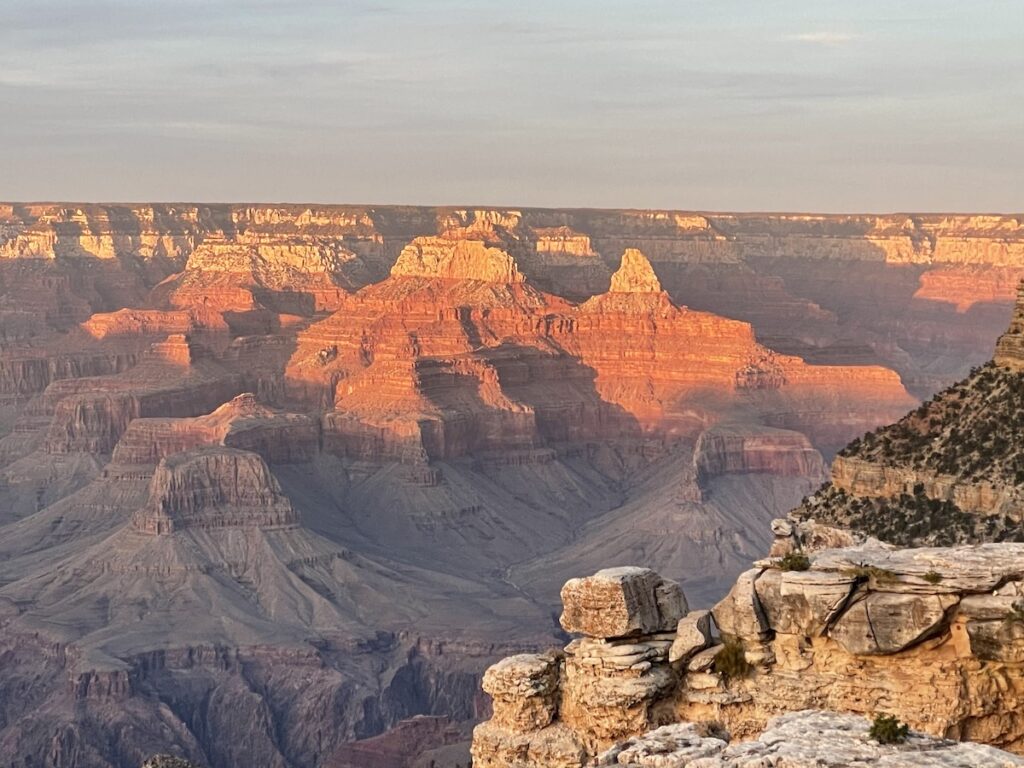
[{"x1": 597, "y1": 710, "x2": 1024, "y2": 767}]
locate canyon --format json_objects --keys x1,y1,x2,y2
[
  {"x1": 0, "y1": 203, "x2": 1022, "y2": 767},
  {"x1": 471, "y1": 266, "x2": 1024, "y2": 768}
]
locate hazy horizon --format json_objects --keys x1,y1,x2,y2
[
  {"x1": 3, "y1": 0, "x2": 1021, "y2": 211},
  {"x1": 4, "y1": 200, "x2": 1022, "y2": 216}
]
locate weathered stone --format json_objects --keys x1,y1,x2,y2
[
  {"x1": 482, "y1": 652, "x2": 562, "y2": 732},
  {"x1": 829, "y1": 592, "x2": 957, "y2": 655},
  {"x1": 712, "y1": 569, "x2": 770, "y2": 642},
  {"x1": 471, "y1": 721, "x2": 587, "y2": 768},
  {"x1": 669, "y1": 609, "x2": 712, "y2": 663},
  {"x1": 687, "y1": 644, "x2": 723, "y2": 673},
  {"x1": 965, "y1": 619, "x2": 1024, "y2": 663},
  {"x1": 594, "y1": 711, "x2": 1024, "y2": 768},
  {"x1": 560, "y1": 567, "x2": 687, "y2": 639},
  {"x1": 755, "y1": 567, "x2": 857, "y2": 636}
]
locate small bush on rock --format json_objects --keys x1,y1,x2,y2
[
  {"x1": 774, "y1": 551, "x2": 811, "y2": 571},
  {"x1": 713, "y1": 636, "x2": 751, "y2": 681},
  {"x1": 843, "y1": 564, "x2": 898, "y2": 584},
  {"x1": 922, "y1": 571, "x2": 943, "y2": 585},
  {"x1": 869, "y1": 714, "x2": 909, "y2": 745}
]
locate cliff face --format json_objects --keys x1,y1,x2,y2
[
  {"x1": 470, "y1": 281, "x2": 1024, "y2": 768},
  {"x1": 791, "y1": 282, "x2": 1024, "y2": 546},
  {"x1": 2, "y1": 203, "x2": 1023, "y2": 768}
]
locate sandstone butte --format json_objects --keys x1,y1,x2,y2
[
  {"x1": 471, "y1": 283, "x2": 1024, "y2": 768},
  {"x1": 0, "y1": 203, "x2": 1022, "y2": 767}
]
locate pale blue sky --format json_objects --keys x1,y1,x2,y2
[{"x1": 1, "y1": 0, "x2": 1021, "y2": 210}]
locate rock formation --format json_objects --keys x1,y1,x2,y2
[
  {"x1": 609, "y1": 249, "x2": 662, "y2": 294},
  {"x1": 598, "y1": 711, "x2": 1024, "y2": 767},
  {"x1": 473, "y1": 551, "x2": 1024, "y2": 765},
  {"x1": 111, "y1": 393, "x2": 318, "y2": 467},
  {"x1": 996, "y1": 280, "x2": 1024, "y2": 369},
  {"x1": 472, "y1": 568, "x2": 687, "y2": 766},
  {"x1": 472, "y1": 281, "x2": 1024, "y2": 767},
  {"x1": 3, "y1": 203, "x2": 1024, "y2": 768},
  {"x1": 792, "y1": 281, "x2": 1024, "y2": 545},
  {"x1": 131, "y1": 447, "x2": 300, "y2": 534}
]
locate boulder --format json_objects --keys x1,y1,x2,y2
[
  {"x1": 755, "y1": 568, "x2": 857, "y2": 636},
  {"x1": 560, "y1": 567, "x2": 687, "y2": 639},
  {"x1": 712, "y1": 569, "x2": 770, "y2": 642},
  {"x1": 669, "y1": 610, "x2": 713, "y2": 663}
]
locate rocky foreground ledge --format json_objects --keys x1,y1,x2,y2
[
  {"x1": 601, "y1": 711, "x2": 1023, "y2": 767},
  {"x1": 471, "y1": 547, "x2": 1024, "y2": 767}
]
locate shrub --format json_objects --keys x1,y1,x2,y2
[
  {"x1": 843, "y1": 564, "x2": 898, "y2": 584},
  {"x1": 713, "y1": 636, "x2": 751, "y2": 681},
  {"x1": 774, "y1": 551, "x2": 811, "y2": 572},
  {"x1": 1004, "y1": 599, "x2": 1024, "y2": 626},
  {"x1": 869, "y1": 714, "x2": 909, "y2": 745},
  {"x1": 922, "y1": 571, "x2": 943, "y2": 585}
]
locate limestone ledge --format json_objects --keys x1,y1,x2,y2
[
  {"x1": 830, "y1": 455, "x2": 1024, "y2": 519},
  {"x1": 598, "y1": 711, "x2": 1024, "y2": 768},
  {"x1": 473, "y1": 549, "x2": 1024, "y2": 767}
]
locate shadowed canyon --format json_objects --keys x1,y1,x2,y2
[{"x1": 1, "y1": 204, "x2": 1023, "y2": 767}]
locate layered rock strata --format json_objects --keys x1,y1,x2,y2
[
  {"x1": 996, "y1": 281, "x2": 1024, "y2": 369},
  {"x1": 793, "y1": 283, "x2": 1024, "y2": 545},
  {"x1": 111, "y1": 393, "x2": 318, "y2": 468},
  {"x1": 472, "y1": 568, "x2": 687, "y2": 765},
  {"x1": 131, "y1": 448, "x2": 300, "y2": 534},
  {"x1": 296, "y1": 246, "x2": 913, "y2": 464},
  {"x1": 4, "y1": 203, "x2": 1024, "y2": 767},
  {"x1": 474, "y1": 549, "x2": 1024, "y2": 765}
]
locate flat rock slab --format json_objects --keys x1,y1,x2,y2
[
  {"x1": 597, "y1": 710, "x2": 1024, "y2": 767},
  {"x1": 805, "y1": 542, "x2": 1024, "y2": 594}
]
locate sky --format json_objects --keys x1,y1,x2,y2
[{"x1": 1, "y1": 0, "x2": 1022, "y2": 211}]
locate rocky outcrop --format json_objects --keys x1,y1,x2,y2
[
  {"x1": 688, "y1": 540, "x2": 1024, "y2": 751},
  {"x1": 29, "y1": 336, "x2": 247, "y2": 456},
  {"x1": 829, "y1": 454, "x2": 1021, "y2": 518},
  {"x1": 111, "y1": 393, "x2": 318, "y2": 467},
  {"x1": 390, "y1": 237, "x2": 525, "y2": 283},
  {"x1": 608, "y1": 249, "x2": 662, "y2": 294},
  {"x1": 996, "y1": 281, "x2": 1024, "y2": 369},
  {"x1": 131, "y1": 447, "x2": 300, "y2": 534},
  {"x1": 599, "y1": 710, "x2": 1024, "y2": 767},
  {"x1": 473, "y1": 569, "x2": 687, "y2": 765},
  {"x1": 794, "y1": 286, "x2": 1024, "y2": 545},
  {"x1": 474, "y1": 548, "x2": 1024, "y2": 765},
  {"x1": 693, "y1": 425, "x2": 826, "y2": 482}
]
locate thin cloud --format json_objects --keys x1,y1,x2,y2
[{"x1": 785, "y1": 32, "x2": 861, "y2": 45}]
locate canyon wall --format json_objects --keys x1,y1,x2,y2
[{"x1": 1, "y1": 203, "x2": 1022, "y2": 768}]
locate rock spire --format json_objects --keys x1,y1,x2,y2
[{"x1": 608, "y1": 249, "x2": 662, "y2": 293}]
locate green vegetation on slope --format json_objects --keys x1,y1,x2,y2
[
  {"x1": 840, "y1": 363, "x2": 1024, "y2": 484},
  {"x1": 797, "y1": 362, "x2": 1024, "y2": 545}
]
